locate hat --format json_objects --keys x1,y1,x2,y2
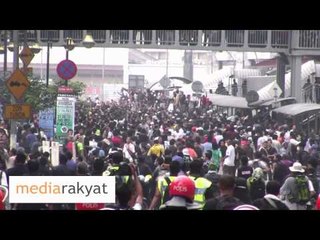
[
  {"x1": 95, "y1": 129, "x2": 101, "y2": 136},
  {"x1": 252, "y1": 167, "x2": 264, "y2": 180},
  {"x1": 154, "y1": 137, "x2": 159, "y2": 141},
  {"x1": 289, "y1": 162, "x2": 305, "y2": 173},
  {"x1": 233, "y1": 204, "x2": 259, "y2": 210},
  {"x1": 172, "y1": 155, "x2": 184, "y2": 165}
]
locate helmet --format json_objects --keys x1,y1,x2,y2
[
  {"x1": 233, "y1": 204, "x2": 259, "y2": 210},
  {"x1": 0, "y1": 186, "x2": 8, "y2": 210},
  {"x1": 169, "y1": 176, "x2": 195, "y2": 203}
]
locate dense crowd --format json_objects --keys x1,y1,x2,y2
[{"x1": 0, "y1": 88, "x2": 320, "y2": 210}]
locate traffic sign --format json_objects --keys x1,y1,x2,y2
[
  {"x1": 4, "y1": 104, "x2": 32, "y2": 120},
  {"x1": 58, "y1": 85, "x2": 74, "y2": 94},
  {"x1": 5, "y1": 69, "x2": 30, "y2": 100},
  {"x1": 19, "y1": 46, "x2": 34, "y2": 67},
  {"x1": 191, "y1": 81, "x2": 204, "y2": 92},
  {"x1": 56, "y1": 60, "x2": 77, "y2": 80},
  {"x1": 159, "y1": 75, "x2": 170, "y2": 89},
  {"x1": 246, "y1": 90, "x2": 259, "y2": 103}
]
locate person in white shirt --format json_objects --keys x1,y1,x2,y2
[
  {"x1": 123, "y1": 137, "x2": 136, "y2": 163},
  {"x1": 222, "y1": 139, "x2": 236, "y2": 176},
  {"x1": 0, "y1": 169, "x2": 8, "y2": 188}
]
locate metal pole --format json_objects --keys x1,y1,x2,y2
[
  {"x1": 65, "y1": 49, "x2": 69, "y2": 87},
  {"x1": 46, "y1": 40, "x2": 50, "y2": 87},
  {"x1": 10, "y1": 30, "x2": 19, "y2": 149},
  {"x1": 3, "y1": 30, "x2": 7, "y2": 76}
]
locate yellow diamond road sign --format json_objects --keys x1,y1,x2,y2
[
  {"x1": 5, "y1": 69, "x2": 30, "y2": 100},
  {"x1": 19, "y1": 46, "x2": 34, "y2": 67}
]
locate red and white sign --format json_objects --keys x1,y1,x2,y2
[
  {"x1": 75, "y1": 203, "x2": 105, "y2": 210},
  {"x1": 56, "y1": 60, "x2": 77, "y2": 80},
  {"x1": 58, "y1": 86, "x2": 74, "y2": 94}
]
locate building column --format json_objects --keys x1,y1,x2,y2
[
  {"x1": 183, "y1": 50, "x2": 193, "y2": 81},
  {"x1": 290, "y1": 55, "x2": 302, "y2": 102},
  {"x1": 276, "y1": 55, "x2": 286, "y2": 97}
]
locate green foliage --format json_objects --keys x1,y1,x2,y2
[{"x1": 1, "y1": 71, "x2": 86, "y2": 114}]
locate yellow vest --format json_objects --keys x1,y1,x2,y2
[
  {"x1": 157, "y1": 176, "x2": 176, "y2": 204},
  {"x1": 189, "y1": 176, "x2": 212, "y2": 206}
]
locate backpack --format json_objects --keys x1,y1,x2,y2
[
  {"x1": 289, "y1": 175, "x2": 310, "y2": 204},
  {"x1": 248, "y1": 178, "x2": 265, "y2": 201},
  {"x1": 162, "y1": 177, "x2": 172, "y2": 204}
]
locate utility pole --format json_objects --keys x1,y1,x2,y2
[{"x1": 9, "y1": 30, "x2": 19, "y2": 149}]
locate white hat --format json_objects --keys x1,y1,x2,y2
[
  {"x1": 289, "y1": 162, "x2": 305, "y2": 173},
  {"x1": 233, "y1": 204, "x2": 259, "y2": 210}
]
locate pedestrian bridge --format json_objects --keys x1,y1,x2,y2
[{"x1": 3, "y1": 30, "x2": 320, "y2": 55}]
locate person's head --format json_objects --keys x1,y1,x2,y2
[
  {"x1": 234, "y1": 177, "x2": 251, "y2": 204},
  {"x1": 218, "y1": 175, "x2": 236, "y2": 195},
  {"x1": 42, "y1": 152, "x2": 50, "y2": 159},
  {"x1": 252, "y1": 167, "x2": 264, "y2": 180},
  {"x1": 77, "y1": 162, "x2": 89, "y2": 176},
  {"x1": 189, "y1": 159, "x2": 203, "y2": 176},
  {"x1": 39, "y1": 156, "x2": 48, "y2": 166},
  {"x1": 169, "y1": 176, "x2": 195, "y2": 203},
  {"x1": 59, "y1": 154, "x2": 68, "y2": 165},
  {"x1": 205, "y1": 151, "x2": 212, "y2": 161},
  {"x1": 93, "y1": 158, "x2": 105, "y2": 175},
  {"x1": 219, "y1": 139, "x2": 225, "y2": 147},
  {"x1": 15, "y1": 153, "x2": 27, "y2": 165},
  {"x1": 9, "y1": 148, "x2": 17, "y2": 156},
  {"x1": 208, "y1": 162, "x2": 218, "y2": 171},
  {"x1": 212, "y1": 142, "x2": 219, "y2": 150},
  {"x1": 266, "y1": 180, "x2": 281, "y2": 196},
  {"x1": 67, "y1": 129, "x2": 74, "y2": 137},
  {"x1": 169, "y1": 139, "x2": 176, "y2": 146},
  {"x1": 289, "y1": 162, "x2": 305, "y2": 175},
  {"x1": 240, "y1": 156, "x2": 249, "y2": 166},
  {"x1": 27, "y1": 159, "x2": 39, "y2": 174},
  {"x1": 126, "y1": 137, "x2": 132, "y2": 144},
  {"x1": 112, "y1": 151, "x2": 123, "y2": 165},
  {"x1": 169, "y1": 160, "x2": 181, "y2": 176}
]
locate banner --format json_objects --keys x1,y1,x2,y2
[
  {"x1": 39, "y1": 108, "x2": 54, "y2": 140},
  {"x1": 51, "y1": 141, "x2": 60, "y2": 167},
  {"x1": 42, "y1": 141, "x2": 50, "y2": 155},
  {"x1": 55, "y1": 96, "x2": 75, "y2": 145}
]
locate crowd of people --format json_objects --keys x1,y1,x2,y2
[{"x1": 0, "y1": 87, "x2": 320, "y2": 210}]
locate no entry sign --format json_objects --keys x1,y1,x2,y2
[{"x1": 56, "y1": 60, "x2": 77, "y2": 80}]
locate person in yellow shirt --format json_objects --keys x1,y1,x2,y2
[{"x1": 147, "y1": 137, "x2": 164, "y2": 157}]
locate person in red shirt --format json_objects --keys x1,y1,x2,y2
[{"x1": 316, "y1": 194, "x2": 320, "y2": 210}]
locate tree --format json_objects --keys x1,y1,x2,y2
[{"x1": 0, "y1": 72, "x2": 86, "y2": 114}]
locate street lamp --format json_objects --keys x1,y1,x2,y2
[
  {"x1": 82, "y1": 32, "x2": 95, "y2": 48},
  {"x1": 0, "y1": 44, "x2": 4, "y2": 54},
  {"x1": 64, "y1": 37, "x2": 75, "y2": 60},
  {"x1": 7, "y1": 42, "x2": 14, "y2": 52},
  {"x1": 30, "y1": 42, "x2": 42, "y2": 54}
]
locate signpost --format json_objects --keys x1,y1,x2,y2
[
  {"x1": 51, "y1": 141, "x2": 60, "y2": 166},
  {"x1": 5, "y1": 69, "x2": 30, "y2": 100},
  {"x1": 4, "y1": 104, "x2": 31, "y2": 120},
  {"x1": 19, "y1": 46, "x2": 34, "y2": 67},
  {"x1": 55, "y1": 96, "x2": 76, "y2": 144},
  {"x1": 39, "y1": 108, "x2": 55, "y2": 140},
  {"x1": 56, "y1": 59, "x2": 77, "y2": 81}
]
